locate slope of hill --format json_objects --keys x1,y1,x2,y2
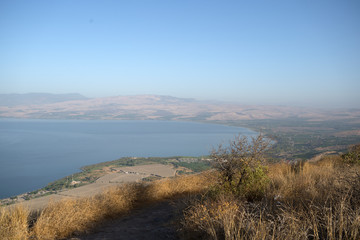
[
  {"x1": 0, "y1": 93, "x2": 359, "y2": 121},
  {"x1": 0, "y1": 93, "x2": 88, "y2": 107}
]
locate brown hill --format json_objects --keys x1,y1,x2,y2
[{"x1": 0, "y1": 94, "x2": 359, "y2": 121}]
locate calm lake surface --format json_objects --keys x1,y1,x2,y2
[{"x1": 0, "y1": 119, "x2": 255, "y2": 199}]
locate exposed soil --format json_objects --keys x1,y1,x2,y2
[
  {"x1": 6, "y1": 164, "x2": 176, "y2": 212},
  {"x1": 69, "y1": 199, "x2": 185, "y2": 240}
]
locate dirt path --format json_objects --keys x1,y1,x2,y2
[{"x1": 69, "y1": 200, "x2": 184, "y2": 240}]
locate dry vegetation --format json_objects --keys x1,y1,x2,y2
[
  {"x1": 182, "y1": 154, "x2": 360, "y2": 240},
  {"x1": 0, "y1": 173, "x2": 213, "y2": 240},
  {"x1": 2, "y1": 140, "x2": 360, "y2": 240},
  {"x1": 0, "y1": 206, "x2": 29, "y2": 240}
]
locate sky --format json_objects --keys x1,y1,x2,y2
[{"x1": 0, "y1": 0, "x2": 359, "y2": 108}]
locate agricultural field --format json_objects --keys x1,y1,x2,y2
[
  {"x1": 215, "y1": 118, "x2": 360, "y2": 161},
  {"x1": 5, "y1": 164, "x2": 176, "y2": 211},
  {"x1": 0, "y1": 157, "x2": 211, "y2": 209}
]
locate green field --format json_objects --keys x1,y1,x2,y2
[
  {"x1": 43, "y1": 156, "x2": 210, "y2": 192},
  {"x1": 215, "y1": 118, "x2": 360, "y2": 161}
]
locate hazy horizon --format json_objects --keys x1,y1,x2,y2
[
  {"x1": 2, "y1": 92, "x2": 359, "y2": 111},
  {"x1": 1, "y1": 1, "x2": 359, "y2": 108}
]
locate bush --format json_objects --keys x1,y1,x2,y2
[
  {"x1": 182, "y1": 161, "x2": 360, "y2": 240},
  {"x1": 341, "y1": 144, "x2": 360, "y2": 164},
  {"x1": 211, "y1": 134, "x2": 270, "y2": 200}
]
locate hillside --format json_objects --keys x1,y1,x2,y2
[
  {"x1": 0, "y1": 93, "x2": 359, "y2": 121},
  {"x1": 2, "y1": 149, "x2": 360, "y2": 240},
  {"x1": 0, "y1": 93, "x2": 88, "y2": 107},
  {"x1": 1, "y1": 93, "x2": 360, "y2": 162}
]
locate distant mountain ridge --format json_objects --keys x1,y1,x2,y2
[
  {"x1": 0, "y1": 93, "x2": 88, "y2": 106},
  {"x1": 0, "y1": 93, "x2": 359, "y2": 121}
]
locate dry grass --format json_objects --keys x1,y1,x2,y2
[
  {"x1": 145, "y1": 172, "x2": 215, "y2": 201},
  {"x1": 182, "y1": 157, "x2": 360, "y2": 240},
  {"x1": 0, "y1": 173, "x2": 214, "y2": 240},
  {"x1": 32, "y1": 184, "x2": 138, "y2": 239},
  {"x1": 267, "y1": 159, "x2": 339, "y2": 206},
  {"x1": 0, "y1": 205, "x2": 29, "y2": 240},
  {"x1": 5, "y1": 157, "x2": 359, "y2": 240}
]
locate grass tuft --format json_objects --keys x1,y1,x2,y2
[{"x1": 0, "y1": 205, "x2": 29, "y2": 240}]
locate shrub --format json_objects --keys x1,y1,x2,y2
[
  {"x1": 341, "y1": 144, "x2": 360, "y2": 164},
  {"x1": 182, "y1": 160, "x2": 360, "y2": 240},
  {"x1": 211, "y1": 134, "x2": 270, "y2": 200}
]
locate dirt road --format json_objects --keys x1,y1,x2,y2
[{"x1": 69, "y1": 199, "x2": 183, "y2": 240}]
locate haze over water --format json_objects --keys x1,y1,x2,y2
[{"x1": 0, "y1": 119, "x2": 255, "y2": 199}]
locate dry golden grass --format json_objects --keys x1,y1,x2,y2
[
  {"x1": 268, "y1": 160, "x2": 338, "y2": 206},
  {"x1": 182, "y1": 158, "x2": 360, "y2": 240},
  {"x1": 145, "y1": 172, "x2": 215, "y2": 201},
  {"x1": 0, "y1": 205, "x2": 29, "y2": 240},
  {"x1": 32, "y1": 198, "x2": 99, "y2": 239},
  {"x1": 5, "y1": 158, "x2": 359, "y2": 240},
  {"x1": 32, "y1": 184, "x2": 138, "y2": 239},
  {"x1": 1, "y1": 172, "x2": 214, "y2": 240}
]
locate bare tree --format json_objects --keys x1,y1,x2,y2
[{"x1": 211, "y1": 134, "x2": 270, "y2": 193}]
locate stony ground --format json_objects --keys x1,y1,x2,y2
[{"x1": 69, "y1": 199, "x2": 185, "y2": 240}]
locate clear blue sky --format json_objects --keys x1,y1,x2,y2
[{"x1": 1, "y1": 0, "x2": 359, "y2": 108}]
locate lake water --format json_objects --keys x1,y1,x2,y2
[{"x1": 0, "y1": 119, "x2": 255, "y2": 199}]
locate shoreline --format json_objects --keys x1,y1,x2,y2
[
  {"x1": 2, "y1": 163, "x2": 178, "y2": 211},
  {"x1": 0, "y1": 119, "x2": 236, "y2": 200},
  {"x1": 0, "y1": 156, "x2": 212, "y2": 209}
]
